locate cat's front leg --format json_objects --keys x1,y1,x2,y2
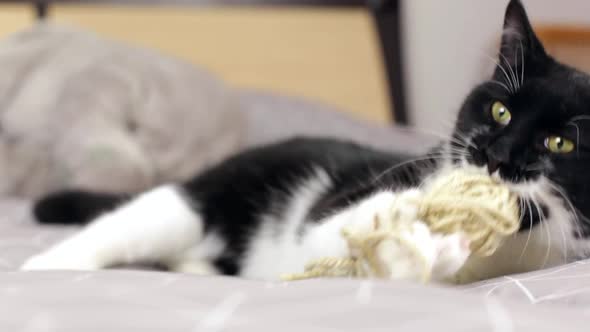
[{"x1": 306, "y1": 189, "x2": 471, "y2": 282}]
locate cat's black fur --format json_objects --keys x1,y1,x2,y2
[
  {"x1": 33, "y1": 0, "x2": 590, "y2": 274},
  {"x1": 36, "y1": 138, "x2": 435, "y2": 274},
  {"x1": 454, "y1": 0, "x2": 590, "y2": 236}
]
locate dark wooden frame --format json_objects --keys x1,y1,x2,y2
[
  {"x1": 369, "y1": 0, "x2": 406, "y2": 124},
  {"x1": 19, "y1": 0, "x2": 407, "y2": 124}
]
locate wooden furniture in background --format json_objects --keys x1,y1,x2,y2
[
  {"x1": 0, "y1": 4, "x2": 34, "y2": 37},
  {"x1": 50, "y1": 5, "x2": 392, "y2": 123},
  {"x1": 1, "y1": 0, "x2": 408, "y2": 124},
  {"x1": 27, "y1": 0, "x2": 406, "y2": 124},
  {"x1": 536, "y1": 25, "x2": 590, "y2": 74}
]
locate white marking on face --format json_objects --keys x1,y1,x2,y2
[
  {"x1": 457, "y1": 171, "x2": 589, "y2": 279},
  {"x1": 446, "y1": 129, "x2": 590, "y2": 276}
]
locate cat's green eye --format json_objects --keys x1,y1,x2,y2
[
  {"x1": 544, "y1": 136, "x2": 575, "y2": 154},
  {"x1": 491, "y1": 101, "x2": 511, "y2": 125}
]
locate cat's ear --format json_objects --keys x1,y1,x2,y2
[{"x1": 494, "y1": 0, "x2": 548, "y2": 85}]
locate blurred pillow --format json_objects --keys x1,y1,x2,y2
[{"x1": 0, "y1": 23, "x2": 244, "y2": 198}]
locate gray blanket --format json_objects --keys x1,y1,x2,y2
[{"x1": 2, "y1": 199, "x2": 590, "y2": 331}]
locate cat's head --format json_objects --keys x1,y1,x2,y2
[{"x1": 452, "y1": 0, "x2": 590, "y2": 260}]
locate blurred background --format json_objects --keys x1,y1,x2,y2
[{"x1": 0, "y1": 0, "x2": 589, "y2": 132}]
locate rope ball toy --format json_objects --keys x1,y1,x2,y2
[{"x1": 281, "y1": 169, "x2": 520, "y2": 283}]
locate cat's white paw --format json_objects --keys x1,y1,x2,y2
[
  {"x1": 345, "y1": 189, "x2": 471, "y2": 282},
  {"x1": 374, "y1": 223, "x2": 471, "y2": 282},
  {"x1": 431, "y1": 233, "x2": 471, "y2": 281},
  {"x1": 21, "y1": 252, "x2": 100, "y2": 271},
  {"x1": 374, "y1": 221, "x2": 435, "y2": 281}
]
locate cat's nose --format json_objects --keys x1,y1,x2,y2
[
  {"x1": 484, "y1": 144, "x2": 510, "y2": 175},
  {"x1": 487, "y1": 157, "x2": 502, "y2": 174}
]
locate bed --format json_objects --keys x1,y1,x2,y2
[
  {"x1": 2, "y1": 203, "x2": 590, "y2": 331},
  {"x1": 1, "y1": 24, "x2": 589, "y2": 332}
]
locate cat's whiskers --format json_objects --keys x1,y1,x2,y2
[
  {"x1": 477, "y1": 51, "x2": 515, "y2": 93},
  {"x1": 546, "y1": 181, "x2": 584, "y2": 240},
  {"x1": 399, "y1": 127, "x2": 477, "y2": 165},
  {"x1": 444, "y1": 141, "x2": 471, "y2": 159},
  {"x1": 371, "y1": 142, "x2": 475, "y2": 186},
  {"x1": 446, "y1": 149, "x2": 469, "y2": 157},
  {"x1": 566, "y1": 122, "x2": 581, "y2": 156},
  {"x1": 488, "y1": 80, "x2": 512, "y2": 93},
  {"x1": 403, "y1": 126, "x2": 471, "y2": 150},
  {"x1": 452, "y1": 131, "x2": 478, "y2": 150},
  {"x1": 418, "y1": 119, "x2": 479, "y2": 152},
  {"x1": 517, "y1": 196, "x2": 526, "y2": 231},
  {"x1": 532, "y1": 185, "x2": 568, "y2": 264},
  {"x1": 519, "y1": 39, "x2": 525, "y2": 88},
  {"x1": 570, "y1": 115, "x2": 590, "y2": 123},
  {"x1": 474, "y1": 43, "x2": 526, "y2": 93},
  {"x1": 530, "y1": 194, "x2": 552, "y2": 268},
  {"x1": 444, "y1": 141, "x2": 469, "y2": 152},
  {"x1": 570, "y1": 116, "x2": 590, "y2": 164},
  {"x1": 447, "y1": 152, "x2": 470, "y2": 163},
  {"x1": 498, "y1": 50, "x2": 520, "y2": 92},
  {"x1": 514, "y1": 42, "x2": 521, "y2": 89},
  {"x1": 518, "y1": 192, "x2": 534, "y2": 262},
  {"x1": 512, "y1": 39, "x2": 526, "y2": 89},
  {"x1": 552, "y1": 199, "x2": 570, "y2": 262},
  {"x1": 370, "y1": 155, "x2": 443, "y2": 185},
  {"x1": 525, "y1": 163, "x2": 545, "y2": 171},
  {"x1": 448, "y1": 142, "x2": 471, "y2": 153}
]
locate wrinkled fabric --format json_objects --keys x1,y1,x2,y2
[{"x1": 2, "y1": 199, "x2": 590, "y2": 331}]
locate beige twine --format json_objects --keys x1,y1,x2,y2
[{"x1": 281, "y1": 169, "x2": 520, "y2": 281}]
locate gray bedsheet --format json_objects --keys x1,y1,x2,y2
[{"x1": 2, "y1": 198, "x2": 590, "y2": 331}]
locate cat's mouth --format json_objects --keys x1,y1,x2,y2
[
  {"x1": 446, "y1": 142, "x2": 554, "y2": 232},
  {"x1": 452, "y1": 143, "x2": 544, "y2": 185},
  {"x1": 451, "y1": 158, "x2": 550, "y2": 232}
]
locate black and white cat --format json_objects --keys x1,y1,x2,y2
[{"x1": 22, "y1": 0, "x2": 590, "y2": 282}]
